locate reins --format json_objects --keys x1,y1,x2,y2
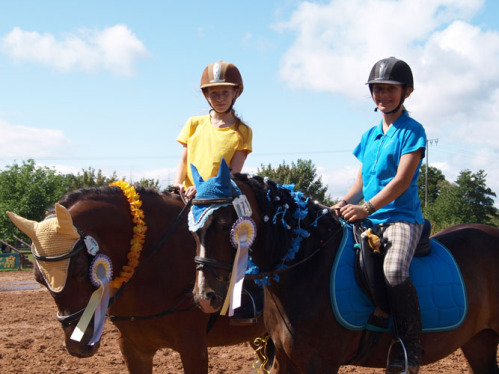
[
  {"x1": 109, "y1": 292, "x2": 194, "y2": 322},
  {"x1": 245, "y1": 218, "x2": 343, "y2": 281},
  {"x1": 56, "y1": 195, "x2": 196, "y2": 327},
  {"x1": 110, "y1": 196, "x2": 194, "y2": 304}
]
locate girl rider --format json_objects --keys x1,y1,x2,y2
[{"x1": 174, "y1": 61, "x2": 252, "y2": 198}]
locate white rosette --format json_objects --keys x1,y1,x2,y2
[{"x1": 221, "y1": 216, "x2": 257, "y2": 316}]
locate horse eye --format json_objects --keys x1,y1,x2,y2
[{"x1": 221, "y1": 225, "x2": 232, "y2": 232}]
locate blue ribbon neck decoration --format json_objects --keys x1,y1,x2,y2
[
  {"x1": 188, "y1": 158, "x2": 241, "y2": 232},
  {"x1": 246, "y1": 181, "x2": 329, "y2": 287}
]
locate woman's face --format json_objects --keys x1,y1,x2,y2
[
  {"x1": 372, "y1": 84, "x2": 404, "y2": 113},
  {"x1": 205, "y1": 86, "x2": 236, "y2": 113}
]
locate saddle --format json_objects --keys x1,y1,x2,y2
[
  {"x1": 330, "y1": 221, "x2": 467, "y2": 332},
  {"x1": 353, "y1": 220, "x2": 432, "y2": 317}
]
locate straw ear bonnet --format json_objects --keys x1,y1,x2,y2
[{"x1": 7, "y1": 204, "x2": 80, "y2": 292}]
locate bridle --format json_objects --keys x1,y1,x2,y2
[
  {"x1": 191, "y1": 182, "x2": 344, "y2": 286},
  {"x1": 192, "y1": 195, "x2": 236, "y2": 285},
  {"x1": 42, "y1": 198, "x2": 196, "y2": 328},
  {"x1": 30, "y1": 224, "x2": 89, "y2": 327}
]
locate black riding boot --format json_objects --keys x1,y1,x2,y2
[{"x1": 386, "y1": 278, "x2": 422, "y2": 374}]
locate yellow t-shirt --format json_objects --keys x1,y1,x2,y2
[{"x1": 176, "y1": 114, "x2": 253, "y2": 187}]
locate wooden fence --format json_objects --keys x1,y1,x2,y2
[{"x1": 0, "y1": 236, "x2": 33, "y2": 270}]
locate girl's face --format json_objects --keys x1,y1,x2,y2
[
  {"x1": 205, "y1": 86, "x2": 236, "y2": 113},
  {"x1": 372, "y1": 84, "x2": 406, "y2": 113}
]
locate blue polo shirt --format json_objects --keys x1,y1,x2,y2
[{"x1": 353, "y1": 111, "x2": 426, "y2": 225}]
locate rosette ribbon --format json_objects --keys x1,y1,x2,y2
[
  {"x1": 71, "y1": 254, "x2": 113, "y2": 345},
  {"x1": 220, "y1": 216, "x2": 257, "y2": 316}
]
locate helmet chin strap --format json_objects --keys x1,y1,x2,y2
[
  {"x1": 373, "y1": 86, "x2": 407, "y2": 114},
  {"x1": 210, "y1": 105, "x2": 234, "y2": 115}
]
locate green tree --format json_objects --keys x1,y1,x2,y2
[
  {"x1": 424, "y1": 169, "x2": 498, "y2": 230},
  {"x1": 454, "y1": 170, "x2": 497, "y2": 224},
  {"x1": 417, "y1": 165, "x2": 446, "y2": 206},
  {"x1": 257, "y1": 159, "x2": 333, "y2": 205},
  {"x1": 0, "y1": 160, "x2": 68, "y2": 241},
  {"x1": 64, "y1": 167, "x2": 120, "y2": 190},
  {"x1": 135, "y1": 178, "x2": 160, "y2": 190}
]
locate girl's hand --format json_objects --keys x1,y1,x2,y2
[
  {"x1": 184, "y1": 186, "x2": 197, "y2": 198},
  {"x1": 173, "y1": 183, "x2": 185, "y2": 193}
]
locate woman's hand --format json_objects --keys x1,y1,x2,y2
[
  {"x1": 331, "y1": 200, "x2": 347, "y2": 216},
  {"x1": 339, "y1": 204, "x2": 368, "y2": 222}
]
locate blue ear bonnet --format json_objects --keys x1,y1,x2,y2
[
  {"x1": 188, "y1": 158, "x2": 241, "y2": 231},
  {"x1": 191, "y1": 158, "x2": 233, "y2": 200}
]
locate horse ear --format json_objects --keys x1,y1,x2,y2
[
  {"x1": 54, "y1": 203, "x2": 79, "y2": 237},
  {"x1": 190, "y1": 163, "x2": 205, "y2": 189},
  {"x1": 6, "y1": 211, "x2": 38, "y2": 242},
  {"x1": 217, "y1": 157, "x2": 232, "y2": 186}
]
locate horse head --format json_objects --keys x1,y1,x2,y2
[
  {"x1": 7, "y1": 203, "x2": 103, "y2": 357},
  {"x1": 188, "y1": 159, "x2": 249, "y2": 313},
  {"x1": 189, "y1": 159, "x2": 338, "y2": 315}
]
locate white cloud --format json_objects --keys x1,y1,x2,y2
[
  {"x1": 277, "y1": 0, "x2": 499, "y2": 204},
  {"x1": 0, "y1": 119, "x2": 71, "y2": 158},
  {"x1": 317, "y1": 165, "x2": 358, "y2": 201},
  {"x1": 1, "y1": 25, "x2": 149, "y2": 76},
  {"x1": 276, "y1": 0, "x2": 489, "y2": 98}
]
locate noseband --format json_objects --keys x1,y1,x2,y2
[
  {"x1": 192, "y1": 195, "x2": 236, "y2": 284},
  {"x1": 194, "y1": 256, "x2": 233, "y2": 283}
]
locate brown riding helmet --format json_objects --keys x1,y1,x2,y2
[{"x1": 200, "y1": 61, "x2": 244, "y2": 98}]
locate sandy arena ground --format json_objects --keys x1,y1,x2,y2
[{"x1": 1, "y1": 270, "x2": 495, "y2": 373}]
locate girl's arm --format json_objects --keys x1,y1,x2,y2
[
  {"x1": 230, "y1": 150, "x2": 248, "y2": 174},
  {"x1": 174, "y1": 145, "x2": 188, "y2": 190}
]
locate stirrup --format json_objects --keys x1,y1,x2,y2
[
  {"x1": 230, "y1": 289, "x2": 258, "y2": 325},
  {"x1": 386, "y1": 338, "x2": 409, "y2": 374}
]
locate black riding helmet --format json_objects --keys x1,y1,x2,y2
[{"x1": 366, "y1": 57, "x2": 413, "y2": 114}]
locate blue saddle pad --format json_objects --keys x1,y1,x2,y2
[{"x1": 330, "y1": 223, "x2": 467, "y2": 332}]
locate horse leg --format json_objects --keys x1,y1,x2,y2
[
  {"x1": 460, "y1": 329, "x2": 499, "y2": 373},
  {"x1": 118, "y1": 333, "x2": 155, "y2": 374},
  {"x1": 177, "y1": 336, "x2": 209, "y2": 374}
]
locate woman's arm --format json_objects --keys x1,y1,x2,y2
[
  {"x1": 369, "y1": 148, "x2": 422, "y2": 210},
  {"x1": 340, "y1": 149, "x2": 422, "y2": 221}
]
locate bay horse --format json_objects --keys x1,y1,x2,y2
[
  {"x1": 191, "y1": 172, "x2": 499, "y2": 373},
  {"x1": 7, "y1": 184, "x2": 269, "y2": 374}
]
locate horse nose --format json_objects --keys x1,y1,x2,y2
[{"x1": 194, "y1": 289, "x2": 221, "y2": 314}]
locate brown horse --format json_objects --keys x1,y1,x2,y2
[
  {"x1": 191, "y1": 173, "x2": 499, "y2": 373},
  {"x1": 7, "y1": 185, "x2": 269, "y2": 374}
]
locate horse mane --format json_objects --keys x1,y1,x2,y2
[
  {"x1": 232, "y1": 174, "x2": 336, "y2": 275},
  {"x1": 55, "y1": 186, "x2": 177, "y2": 211},
  {"x1": 233, "y1": 173, "x2": 330, "y2": 226}
]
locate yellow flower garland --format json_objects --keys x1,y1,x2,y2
[{"x1": 109, "y1": 180, "x2": 147, "y2": 288}]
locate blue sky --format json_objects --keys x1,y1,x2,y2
[{"x1": 1, "y1": 0, "x2": 499, "y2": 206}]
